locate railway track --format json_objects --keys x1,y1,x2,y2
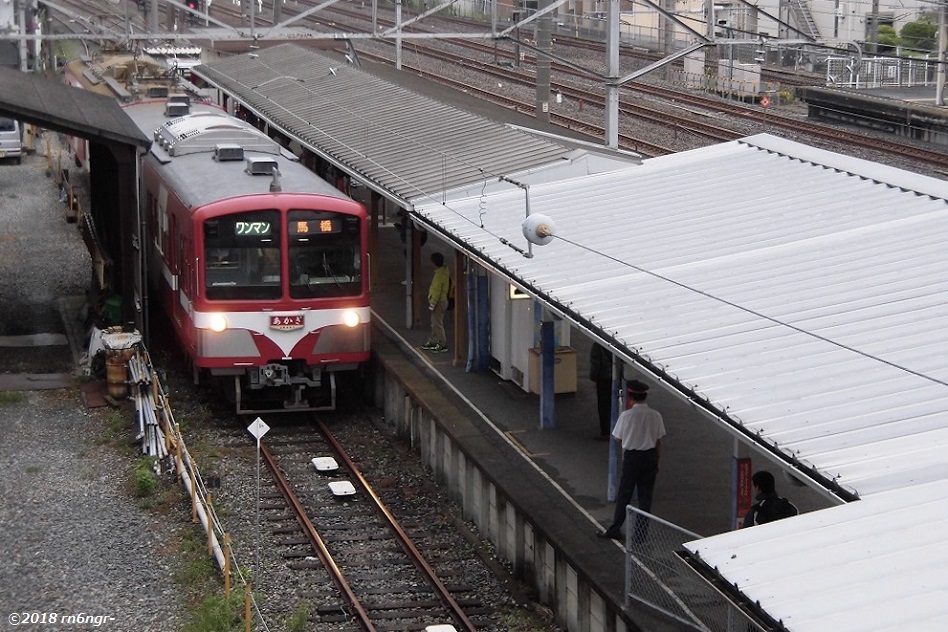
[
  {"x1": 314, "y1": 5, "x2": 948, "y2": 169},
  {"x1": 255, "y1": 418, "x2": 503, "y2": 631},
  {"x1": 53, "y1": 1, "x2": 948, "y2": 171},
  {"x1": 205, "y1": 0, "x2": 948, "y2": 169}
]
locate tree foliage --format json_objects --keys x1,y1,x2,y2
[
  {"x1": 900, "y1": 20, "x2": 937, "y2": 52},
  {"x1": 877, "y1": 25, "x2": 900, "y2": 52}
]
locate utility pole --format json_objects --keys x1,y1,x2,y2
[
  {"x1": 395, "y1": 0, "x2": 402, "y2": 70},
  {"x1": 778, "y1": 0, "x2": 789, "y2": 39},
  {"x1": 535, "y1": 0, "x2": 551, "y2": 123},
  {"x1": 17, "y1": 0, "x2": 27, "y2": 72},
  {"x1": 605, "y1": 0, "x2": 620, "y2": 148},
  {"x1": 938, "y1": 0, "x2": 947, "y2": 105},
  {"x1": 869, "y1": 0, "x2": 880, "y2": 54}
]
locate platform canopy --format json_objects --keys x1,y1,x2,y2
[
  {"x1": 192, "y1": 43, "x2": 638, "y2": 208},
  {"x1": 0, "y1": 66, "x2": 149, "y2": 148},
  {"x1": 412, "y1": 133, "x2": 948, "y2": 631}
]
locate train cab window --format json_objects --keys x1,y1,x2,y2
[
  {"x1": 204, "y1": 211, "x2": 281, "y2": 300},
  {"x1": 288, "y1": 210, "x2": 362, "y2": 299}
]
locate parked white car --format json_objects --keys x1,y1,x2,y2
[{"x1": 0, "y1": 117, "x2": 23, "y2": 164}]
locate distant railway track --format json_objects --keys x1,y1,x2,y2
[
  {"x1": 56, "y1": 0, "x2": 948, "y2": 171},
  {"x1": 303, "y1": 2, "x2": 948, "y2": 170},
  {"x1": 257, "y1": 419, "x2": 493, "y2": 631},
  {"x1": 363, "y1": 9, "x2": 825, "y2": 87}
]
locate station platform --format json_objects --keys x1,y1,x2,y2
[
  {"x1": 364, "y1": 220, "x2": 832, "y2": 546},
  {"x1": 798, "y1": 84, "x2": 948, "y2": 146}
]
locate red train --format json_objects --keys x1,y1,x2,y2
[{"x1": 122, "y1": 97, "x2": 371, "y2": 413}]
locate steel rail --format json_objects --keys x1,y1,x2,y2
[
  {"x1": 258, "y1": 441, "x2": 376, "y2": 630},
  {"x1": 316, "y1": 420, "x2": 479, "y2": 632}
]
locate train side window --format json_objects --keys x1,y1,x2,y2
[
  {"x1": 158, "y1": 186, "x2": 170, "y2": 256},
  {"x1": 146, "y1": 191, "x2": 157, "y2": 251},
  {"x1": 169, "y1": 215, "x2": 178, "y2": 273}
]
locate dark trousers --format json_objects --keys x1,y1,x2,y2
[
  {"x1": 595, "y1": 379, "x2": 612, "y2": 435},
  {"x1": 609, "y1": 448, "x2": 658, "y2": 540}
]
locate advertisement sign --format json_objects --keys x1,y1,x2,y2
[{"x1": 735, "y1": 457, "x2": 753, "y2": 528}]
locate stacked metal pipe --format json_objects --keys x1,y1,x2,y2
[{"x1": 129, "y1": 350, "x2": 167, "y2": 459}]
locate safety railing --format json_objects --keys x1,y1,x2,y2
[
  {"x1": 625, "y1": 506, "x2": 754, "y2": 632},
  {"x1": 825, "y1": 55, "x2": 937, "y2": 89},
  {"x1": 120, "y1": 342, "x2": 274, "y2": 632}
]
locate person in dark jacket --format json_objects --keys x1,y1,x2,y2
[
  {"x1": 589, "y1": 342, "x2": 613, "y2": 438},
  {"x1": 742, "y1": 470, "x2": 799, "y2": 527}
]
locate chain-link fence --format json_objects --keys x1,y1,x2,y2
[{"x1": 624, "y1": 506, "x2": 758, "y2": 632}]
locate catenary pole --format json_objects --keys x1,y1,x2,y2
[{"x1": 605, "y1": 0, "x2": 620, "y2": 148}]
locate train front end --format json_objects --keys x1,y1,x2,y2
[
  {"x1": 127, "y1": 98, "x2": 371, "y2": 414},
  {"x1": 194, "y1": 202, "x2": 370, "y2": 413}
]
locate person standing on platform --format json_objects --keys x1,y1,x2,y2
[
  {"x1": 597, "y1": 379, "x2": 666, "y2": 542},
  {"x1": 741, "y1": 471, "x2": 798, "y2": 528},
  {"x1": 422, "y1": 252, "x2": 450, "y2": 353},
  {"x1": 589, "y1": 342, "x2": 614, "y2": 439}
]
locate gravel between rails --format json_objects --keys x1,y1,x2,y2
[{"x1": 0, "y1": 136, "x2": 185, "y2": 632}]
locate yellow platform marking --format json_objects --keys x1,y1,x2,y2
[{"x1": 504, "y1": 429, "x2": 549, "y2": 458}]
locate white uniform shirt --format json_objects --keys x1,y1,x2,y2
[{"x1": 612, "y1": 403, "x2": 666, "y2": 451}]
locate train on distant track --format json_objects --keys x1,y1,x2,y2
[{"x1": 65, "y1": 49, "x2": 372, "y2": 413}]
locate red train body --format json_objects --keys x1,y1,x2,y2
[{"x1": 123, "y1": 98, "x2": 371, "y2": 413}]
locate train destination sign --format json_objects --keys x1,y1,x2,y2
[
  {"x1": 235, "y1": 221, "x2": 271, "y2": 236},
  {"x1": 290, "y1": 219, "x2": 340, "y2": 235}
]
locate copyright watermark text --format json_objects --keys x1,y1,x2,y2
[{"x1": 8, "y1": 612, "x2": 115, "y2": 627}]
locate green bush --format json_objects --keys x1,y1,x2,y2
[
  {"x1": 0, "y1": 391, "x2": 26, "y2": 405},
  {"x1": 285, "y1": 603, "x2": 311, "y2": 632},
  {"x1": 901, "y1": 20, "x2": 937, "y2": 53},
  {"x1": 182, "y1": 593, "x2": 243, "y2": 632},
  {"x1": 133, "y1": 458, "x2": 159, "y2": 498}
]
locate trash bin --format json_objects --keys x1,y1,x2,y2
[{"x1": 102, "y1": 328, "x2": 141, "y2": 399}]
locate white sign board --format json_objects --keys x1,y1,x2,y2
[{"x1": 247, "y1": 417, "x2": 270, "y2": 441}]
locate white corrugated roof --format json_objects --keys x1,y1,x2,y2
[
  {"x1": 413, "y1": 133, "x2": 948, "y2": 630},
  {"x1": 681, "y1": 479, "x2": 948, "y2": 631}
]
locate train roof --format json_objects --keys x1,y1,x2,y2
[{"x1": 123, "y1": 99, "x2": 352, "y2": 210}]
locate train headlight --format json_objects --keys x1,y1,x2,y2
[
  {"x1": 342, "y1": 310, "x2": 361, "y2": 328},
  {"x1": 208, "y1": 314, "x2": 228, "y2": 332}
]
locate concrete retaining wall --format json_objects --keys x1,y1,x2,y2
[{"x1": 370, "y1": 334, "x2": 671, "y2": 632}]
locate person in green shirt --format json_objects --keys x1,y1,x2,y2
[{"x1": 422, "y1": 252, "x2": 450, "y2": 352}]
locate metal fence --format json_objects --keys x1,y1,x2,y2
[
  {"x1": 825, "y1": 56, "x2": 937, "y2": 89},
  {"x1": 624, "y1": 506, "x2": 758, "y2": 632}
]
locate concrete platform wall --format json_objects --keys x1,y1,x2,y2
[
  {"x1": 371, "y1": 334, "x2": 655, "y2": 632},
  {"x1": 799, "y1": 86, "x2": 948, "y2": 146}
]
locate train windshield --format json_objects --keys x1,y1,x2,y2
[
  {"x1": 288, "y1": 210, "x2": 362, "y2": 299},
  {"x1": 204, "y1": 210, "x2": 281, "y2": 300}
]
